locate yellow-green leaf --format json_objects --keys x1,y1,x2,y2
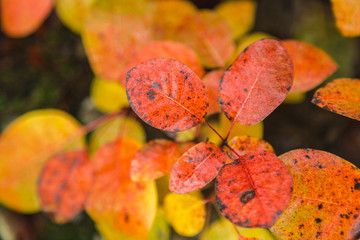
[
  {"x1": 148, "y1": 208, "x2": 170, "y2": 240},
  {"x1": 164, "y1": 192, "x2": 205, "y2": 236},
  {"x1": 0, "y1": 109, "x2": 84, "y2": 213}
]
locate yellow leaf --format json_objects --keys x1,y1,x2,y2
[
  {"x1": 0, "y1": 109, "x2": 85, "y2": 213},
  {"x1": 89, "y1": 115, "x2": 145, "y2": 155},
  {"x1": 90, "y1": 77, "x2": 129, "y2": 113},
  {"x1": 283, "y1": 92, "x2": 306, "y2": 104},
  {"x1": 331, "y1": 0, "x2": 360, "y2": 37},
  {"x1": 215, "y1": 0, "x2": 257, "y2": 39},
  {"x1": 164, "y1": 192, "x2": 206, "y2": 236},
  {"x1": 55, "y1": 0, "x2": 95, "y2": 33}
]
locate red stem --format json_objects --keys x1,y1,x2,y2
[
  {"x1": 203, "y1": 195, "x2": 216, "y2": 204},
  {"x1": 224, "y1": 119, "x2": 236, "y2": 142},
  {"x1": 203, "y1": 121, "x2": 225, "y2": 142}
]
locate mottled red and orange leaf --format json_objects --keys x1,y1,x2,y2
[
  {"x1": 174, "y1": 10, "x2": 235, "y2": 68},
  {"x1": 38, "y1": 150, "x2": 93, "y2": 224},
  {"x1": 228, "y1": 136, "x2": 274, "y2": 158},
  {"x1": 1, "y1": 0, "x2": 54, "y2": 37},
  {"x1": 86, "y1": 138, "x2": 157, "y2": 240},
  {"x1": 271, "y1": 149, "x2": 360, "y2": 239},
  {"x1": 169, "y1": 142, "x2": 231, "y2": 194},
  {"x1": 312, "y1": 78, "x2": 360, "y2": 121},
  {"x1": 126, "y1": 58, "x2": 209, "y2": 132},
  {"x1": 203, "y1": 70, "x2": 225, "y2": 115},
  {"x1": 131, "y1": 139, "x2": 178, "y2": 181},
  {"x1": 82, "y1": 0, "x2": 153, "y2": 82},
  {"x1": 331, "y1": 0, "x2": 360, "y2": 37},
  {"x1": 120, "y1": 40, "x2": 204, "y2": 86},
  {"x1": 216, "y1": 151, "x2": 293, "y2": 228},
  {"x1": 282, "y1": 40, "x2": 337, "y2": 93},
  {"x1": 219, "y1": 39, "x2": 294, "y2": 125}
]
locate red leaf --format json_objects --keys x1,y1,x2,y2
[
  {"x1": 169, "y1": 142, "x2": 231, "y2": 194},
  {"x1": 282, "y1": 40, "x2": 337, "y2": 93},
  {"x1": 215, "y1": 150, "x2": 293, "y2": 228},
  {"x1": 219, "y1": 39, "x2": 294, "y2": 125},
  {"x1": 203, "y1": 70, "x2": 225, "y2": 115},
  {"x1": 131, "y1": 139, "x2": 178, "y2": 181},
  {"x1": 38, "y1": 150, "x2": 93, "y2": 224},
  {"x1": 312, "y1": 78, "x2": 360, "y2": 121},
  {"x1": 126, "y1": 58, "x2": 209, "y2": 132}
]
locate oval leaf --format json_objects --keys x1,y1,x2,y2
[
  {"x1": 174, "y1": 10, "x2": 235, "y2": 68},
  {"x1": 126, "y1": 58, "x2": 209, "y2": 132},
  {"x1": 1, "y1": 0, "x2": 54, "y2": 37},
  {"x1": 86, "y1": 138, "x2": 157, "y2": 240},
  {"x1": 219, "y1": 39, "x2": 294, "y2": 125},
  {"x1": 38, "y1": 150, "x2": 93, "y2": 223},
  {"x1": 0, "y1": 109, "x2": 84, "y2": 213},
  {"x1": 164, "y1": 192, "x2": 205, "y2": 237},
  {"x1": 216, "y1": 150, "x2": 293, "y2": 228},
  {"x1": 331, "y1": 0, "x2": 360, "y2": 37},
  {"x1": 271, "y1": 149, "x2": 360, "y2": 239},
  {"x1": 312, "y1": 78, "x2": 360, "y2": 121},
  {"x1": 282, "y1": 40, "x2": 338, "y2": 93},
  {"x1": 169, "y1": 142, "x2": 231, "y2": 194},
  {"x1": 131, "y1": 139, "x2": 179, "y2": 181}
]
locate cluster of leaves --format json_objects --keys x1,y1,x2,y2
[{"x1": 1, "y1": 0, "x2": 360, "y2": 240}]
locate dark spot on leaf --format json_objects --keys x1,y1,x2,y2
[
  {"x1": 294, "y1": 159, "x2": 298, "y2": 164},
  {"x1": 340, "y1": 214, "x2": 350, "y2": 219},
  {"x1": 243, "y1": 47, "x2": 249, "y2": 53},
  {"x1": 315, "y1": 218, "x2": 322, "y2": 223},
  {"x1": 354, "y1": 214, "x2": 358, "y2": 219},
  {"x1": 316, "y1": 232, "x2": 321, "y2": 238},
  {"x1": 243, "y1": 88, "x2": 248, "y2": 93},
  {"x1": 318, "y1": 204, "x2": 323, "y2": 210},
  {"x1": 299, "y1": 224, "x2": 304, "y2": 229},
  {"x1": 147, "y1": 89, "x2": 156, "y2": 100},
  {"x1": 340, "y1": 231, "x2": 344, "y2": 235},
  {"x1": 305, "y1": 155, "x2": 310, "y2": 159},
  {"x1": 125, "y1": 212, "x2": 129, "y2": 222},
  {"x1": 240, "y1": 190, "x2": 255, "y2": 204},
  {"x1": 286, "y1": 86, "x2": 291, "y2": 91},
  {"x1": 355, "y1": 183, "x2": 360, "y2": 190}
]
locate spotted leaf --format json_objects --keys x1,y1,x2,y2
[
  {"x1": 271, "y1": 149, "x2": 360, "y2": 239},
  {"x1": 219, "y1": 39, "x2": 294, "y2": 125},
  {"x1": 312, "y1": 78, "x2": 360, "y2": 121},
  {"x1": 126, "y1": 58, "x2": 209, "y2": 132},
  {"x1": 282, "y1": 40, "x2": 337, "y2": 93},
  {"x1": 169, "y1": 142, "x2": 231, "y2": 194},
  {"x1": 38, "y1": 150, "x2": 93, "y2": 223},
  {"x1": 216, "y1": 150, "x2": 293, "y2": 228}
]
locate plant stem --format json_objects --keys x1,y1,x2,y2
[
  {"x1": 203, "y1": 195, "x2": 216, "y2": 204},
  {"x1": 224, "y1": 119, "x2": 236, "y2": 142},
  {"x1": 204, "y1": 121, "x2": 225, "y2": 142}
]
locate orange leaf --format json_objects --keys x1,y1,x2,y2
[
  {"x1": 203, "y1": 70, "x2": 225, "y2": 115},
  {"x1": 216, "y1": 151, "x2": 293, "y2": 228},
  {"x1": 228, "y1": 136, "x2": 274, "y2": 158},
  {"x1": 86, "y1": 138, "x2": 157, "y2": 240},
  {"x1": 271, "y1": 149, "x2": 360, "y2": 239},
  {"x1": 282, "y1": 40, "x2": 338, "y2": 93},
  {"x1": 131, "y1": 139, "x2": 179, "y2": 181},
  {"x1": 331, "y1": 0, "x2": 360, "y2": 37},
  {"x1": 82, "y1": 0, "x2": 154, "y2": 83},
  {"x1": 174, "y1": 10, "x2": 235, "y2": 68},
  {"x1": 1, "y1": 0, "x2": 54, "y2": 37},
  {"x1": 38, "y1": 150, "x2": 93, "y2": 224},
  {"x1": 219, "y1": 39, "x2": 293, "y2": 125},
  {"x1": 169, "y1": 142, "x2": 231, "y2": 194},
  {"x1": 120, "y1": 40, "x2": 205, "y2": 86},
  {"x1": 312, "y1": 78, "x2": 360, "y2": 121},
  {"x1": 126, "y1": 58, "x2": 209, "y2": 132}
]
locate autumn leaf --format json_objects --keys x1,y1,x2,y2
[
  {"x1": 152, "y1": 0, "x2": 197, "y2": 40},
  {"x1": 216, "y1": 150, "x2": 293, "y2": 228},
  {"x1": 169, "y1": 142, "x2": 231, "y2": 194},
  {"x1": 55, "y1": 0, "x2": 95, "y2": 33},
  {"x1": 86, "y1": 138, "x2": 157, "y2": 240},
  {"x1": 126, "y1": 58, "x2": 209, "y2": 132},
  {"x1": 1, "y1": 0, "x2": 54, "y2": 37},
  {"x1": 164, "y1": 192, "x2": 205, "y2": 236},
  {"x1": 271, "y1": 149, "x2": 360, "y2": 239},
  {"x1": 203, "y1": 70, "x2": 225, "y2": 115},
  {"x1": 219, "y1": 39, "x2": 294, "y2": 125},
  {"x1": 282, "y1": 40, "x2": 338, "y2": 93},
  {"x1": 38, "y1": 150, "x2": 93, "y2": 224},
  {"x1": 0, "y1": 109, "x2": 84, "y2": 213},
  {"x1": 82, "y1": 0, "x2": 154, "y2": 82},
  {"x1": 228, "y1": 136, "x2": 274, "y2": 158},
  {"x1": 131, "y1": 139, "x2": 179, "y2": 181},
  {"x1": 90, "y1": 77, "x2": 129, "y2": 113},
  {"x1": 174, "y1": 10, "x2": 235, "y2": 68},
  {"x1": 214, "y1": 0, "x2": 257, "y2": 39},
  {"x1": 312, "y1": 78, "x2": 360, "y2": 121},
  {"x1": 89, "y1": 115, "x2": 146, "y2": 155},
  {"x1": 331, "y1": 0, "x2": 360, "y2": 37},
  {"x1": 120, "y1": 40, "x2": 205, "y2": 86}
]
